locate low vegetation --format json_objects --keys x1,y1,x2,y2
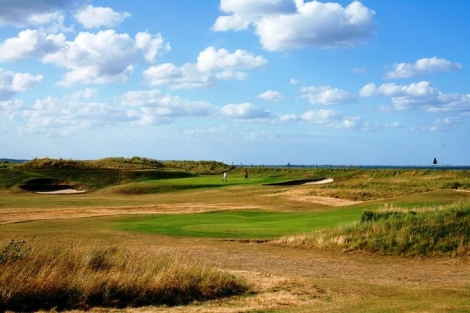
[
  {"x1": 161, "y1": 160, "x2": 233, "y2": 174},
  {"x1": 275, "y1": 200, "x2": 470, "y2": 256},
  {"x1": 0, "y1": 240, "x2": 248, "y2": 312}
]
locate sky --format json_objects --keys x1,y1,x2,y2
[{"x1": 0, "y1": 0, "x2": 469, "y2": 166}]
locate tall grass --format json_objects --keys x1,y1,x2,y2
[
  {"x1": 275, "y1": 201, "x2": 470, "y2": 257},
  {"x1": 0, "y1": 240, "x2": 248, "y2": 311}
]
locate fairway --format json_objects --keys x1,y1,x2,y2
[{"x1": 114, "y1": 208, "x2": 363, "y2": 239}]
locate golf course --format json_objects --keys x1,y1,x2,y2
[{"x1": 1, "y1": 157, "x2": 469, "y2": 312}]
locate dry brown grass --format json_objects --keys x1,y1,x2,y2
[{"x1": 0, "y1": 239, "x2": 248, "y2": 311}]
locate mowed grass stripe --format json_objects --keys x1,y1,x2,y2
[{"x1": 114, "y1": 208, "x2": 364, "y2": 239}]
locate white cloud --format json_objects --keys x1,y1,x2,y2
[
  {"x1": 278, "y1": 114, "x2": 298, "y2": 123},
  {"x1": 20, "y1": 95, "x2": 136, "y2": 135},
  {"x1": 211, "y1": 14, "x2": 250, "y2": 32},
  {"x1": 144, "y1": 46, "x2": 266, "y2": 89},
  {"x1": 0, "y1": 99, "x2": 25, "y2": 121},
  {"x1": 426, "y1": 117, "x2": 461, "y2": 131},
  {"x1": 301, "y1": 85, "x2": 356, "y2": 105},
  {"x1": 0, "y1": 0, "x2": 75, "y2": 27},
  {"x1": 43, "y1": 30, "x2": 138, "y2": 85},
  {"x1": 135, "y1": 32, "x2": 171, "y2": 63},
  {"x1": 300, "y1": 108, "x2": 369, "y2": 130},
  {"x1": 72, "y1": 88, "x2": 98, "y2": 99},
  {"x1": 219, "y1": 0, "x2": 297, "y2": 15},
  {"x1": 0, "y1": 68, "x2": 43, "y2": 100},
  {"x1": 386, "y1": 57, "x2": 462, "y2": 79},
  {"x1": 219, "y1": 102, "x2": 270, "y2": 119},
  {"x1": 122, "y1": 89, "x2": 214, "y2": 124},
  {"x1": 75, "y1": 5, "x2": 131, "y2": 29},
  {"x1": 185, "y1": 126, "x2": 228, "y2": 137},
  {"x1": 290, "y1": 78, "x2": 301, "y2": 85},
  {"x1": 301, "y1": 108, "x2": 340, "y2": 123},
  {"x1": 0, "y1": 28, "x2": 169, "y2": 85},
  {"x1": 360, "y1": 81, "x2": 470, "y2": 112},
  {"x1": 213, "y1": 0, "x2": 296, "y2": 31},
  {"x1": 143, "y1": 63, "x2": 212, "y2": 89},
  {"x1": 257, "y1": 90, "x2": 285, "y2": 101},
  {"x1": 0, "y1": 30, "x2": 65, "y2": 62},
  {"x1": 196, "y1": 46, "x2": 267, "y2": 72},
  {"x1": 212, "y1": 0, "x2": 376, "y2": 51}
]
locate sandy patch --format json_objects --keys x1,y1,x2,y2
[
  {"x1": 304, "y1": 178, "x2": 334, "y2": 185},
  {"x1": 264, "y1": 187, "x2": 359, "y2": 207},
  {"x1": 35, "y1": 189, "x2": 87, "y2": 194}
]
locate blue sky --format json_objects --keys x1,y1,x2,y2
[{"x1": 1, "y1": 0, "x2": 469, "y2": 165}]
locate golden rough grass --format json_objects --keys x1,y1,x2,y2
[{"x1": 0, "y1": 240, "x2": 248, "y2": 311}]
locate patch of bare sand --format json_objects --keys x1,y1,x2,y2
[
  {"x1": 304, "y1": 178, "x2": 334, "y2": 185},
  {"x1": 35, "y1": 189, "x2": 87, "y2": 194},
  {"x1": 265, "y1": 188, "x2": 360, "y2": 206}
]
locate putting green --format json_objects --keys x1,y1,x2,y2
[{"x1": 114, "y1": 208, "x2": 363, "y2": 239}]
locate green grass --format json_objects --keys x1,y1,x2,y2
[{"x1": 113, "y1": 208, "x2": 364, "y2": 239}]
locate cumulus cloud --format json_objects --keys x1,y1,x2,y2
[
  {"x1": 197, "y1": 46, "x2": 267, "y2": 72},
  {"x1": 386, "y1": 57, "x2": 462, "y2": 79},
  {"x1": 0, "y1": 68, "x2": 43, "y2": 100},
  {"x1": 135, "y1": 32, "x2": 171, "y2": 63},
  {"x1": 143, "y1": 63, "x2": 212, "y2": 89},
  {"x1": 219, "y1": 102, "x2": 270, "y2": 119},
  {"x1": 300, "y1": 85, "x2": 356, "y2": 105},
  {"x1": 0, "y1": 30, "x2": 65, "y2": 62},
  {"x1": 0, "y1": 99, "x2": 25, "y2": 121},
  {"x1": 299, "y1": 108, "x2": 370, "y2": 130},
  {"x1": 121, "y1": 89, "x2": 214, "y2": 124},
  {"x1": 360, "y1": 81, "x2": 470, "y2": 112},
  {"x1": 213, "y1": 0, "x2": 296, "y2": 31},
  {"x1": 21, "y1": 95, "x2": 136, "y2": 135},
  {"x1": 290, "y1": 78, "x2": 301, "y2": 85},
  {"x1": 42, "y1": 30, "x2": 138, "y2": 85},
  {"x1": 0, "y1": 0, "x2": 76, "y2": 27},
  {"x1": 0, "y1": 27, "x2": 169, "y2": 86},
  {"x1": 257, "y1": 90, "x2": 285, "y2": 101},
  {"x1": 144, "y1": 46, "x2": 267, "y2": 89},
  {"x1": 301, "y1": 108, "x2": 340, "y2": 123},
  {"x1": 219, "y1": 0, "x2": 297, "y2": 15},
  {"x1": 212, "y1": 0, "x2": 376, "y2": 51},
  {"x1": 74, "y1": 5, "x2": 131, "y2": 29}
]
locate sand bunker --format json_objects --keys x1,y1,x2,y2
[
  {"x1": 303, "y1": 178, "x2": 334, "y2": 185},
  {"x1": 36, "y1": 189, "x2": 87, "y2": 194}
]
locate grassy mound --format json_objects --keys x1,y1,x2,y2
[
  {"x1": 275, "y1": 201, "x2": 470, "y2": 257},
  {"x1": 19, "y1": 157, "x2": 164, "y2": 170},
  {"x1": 0, "y1": 158, "x2": 206, "y2": 192},
  {"x1": 0, "y1": 240, "x2": 248, "y2": 311},
  {"x1": 161, "y1": 160, "x2": 233, "y2": 174}
]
